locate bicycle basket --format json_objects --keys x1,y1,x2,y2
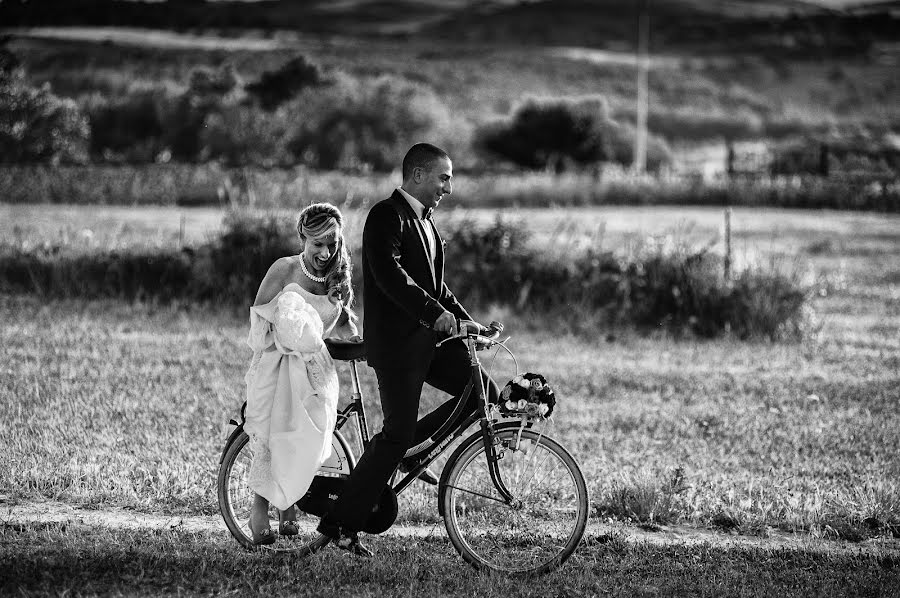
[{"x1": 495, "y1": 372, "x2": 556, "y2": 418}]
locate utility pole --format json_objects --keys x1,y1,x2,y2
[{"x1": 634, "y1": 0, "x2": 649, "y2": 174}]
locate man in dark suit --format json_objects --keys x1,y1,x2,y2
[{"x1": 317, "y1": 143, "x2": 499, "y2": 555}]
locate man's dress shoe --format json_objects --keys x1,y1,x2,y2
[{"x1": 317, "y1": 519, "x2": 373, "y2": 557}]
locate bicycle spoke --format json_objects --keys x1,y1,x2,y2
[
  {"x1": 442, "y1": 428, "x2": 588, "y2": 575},
  {"x1": 444, "y1": 484, "x2": 509, "y2": 505},
  {"x1": 217, "y1": 431, "x2": 339, "y2": 554}
]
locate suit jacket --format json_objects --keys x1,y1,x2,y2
[{"x1": 362, "y1": 190, "x2": 471, "y2": 369}]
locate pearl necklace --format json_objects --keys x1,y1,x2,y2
[{"x1": 300, "y1": 255, "x2": 326, "y2": 283}]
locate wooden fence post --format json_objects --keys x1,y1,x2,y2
[
  {"x1": 724, "y1": 207, "x2": 732, "y2": 282},
  {"x1": 819, "y1": 142, "x2": 830, "y2": 177},
  {"x1": 726, "y1": 142, "x2": 736, "y2": 178}
]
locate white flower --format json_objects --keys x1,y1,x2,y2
[
  {"x1": 516, "y1": 378, "x2": 531, "y2": 389},
  {"x1": 538, "y1": 404, "x2": 550, "y2": 416},
  {"x1": 517, "y1": 399, "x2": 528, "y2": 410},
  {"x1": 512, "y1": 375, "x2": 524, "y2": 385},
  {"x1": 505, "y1": 400, "x2": 517, "y2": 411}
]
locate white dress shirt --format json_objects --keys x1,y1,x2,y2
[{"x1": 397, "y1": 187, "x2": 436, "y2": 260}]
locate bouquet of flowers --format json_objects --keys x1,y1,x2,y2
[{"x1": 496, "y1": 373, "x2": 556, "y2": 418}]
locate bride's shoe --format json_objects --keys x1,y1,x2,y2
[
  {"x1": 279, "y1": 506, "x2": 299, "y2": 536},
  {"x1": 248, "y1": 519, "x2": 276, "y2": 546},
  {"x1": 249, "y1": 507, "x2": 276, "y2": 546}
]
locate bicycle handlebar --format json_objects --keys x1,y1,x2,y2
[{"x1": 436, "y1": 319, "x2": 504, "y2": 348}]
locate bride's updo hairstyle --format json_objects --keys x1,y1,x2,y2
[{"x1": 296, "y1": 203, "x2": 354, "y2": 307}]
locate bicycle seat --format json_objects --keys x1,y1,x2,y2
[{"x1": 325, "y1": 338, "x2": 366, "y2": 361}]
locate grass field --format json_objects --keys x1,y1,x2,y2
[
  {"x1": 1, "y1": 205, "x2": 898, "y2": 593},
  {"x1": 2, "y1": 524, "x2": 898, "y2": 596}
]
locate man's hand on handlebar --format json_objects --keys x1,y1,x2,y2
[
  {"x1": 435, "y1": 319, "x2": 504, "y2": 348},
  {"x1": 434, "y1": 311, "x2": 459, "y2": 336}
]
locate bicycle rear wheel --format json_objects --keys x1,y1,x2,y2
[
  {"x1": 441, "y1": 426, "x2": 588, "y2": 575},
  {"x1": 217, "y1": 428, "x2": 354, "y2": 554}
]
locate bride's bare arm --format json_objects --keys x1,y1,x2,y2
[{"x1": 253, "y1": 258, "x2": 291, "y2": 306}]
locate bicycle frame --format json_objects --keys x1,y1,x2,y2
[{"x1": 332, "y1": 326, "x2": 519, "y2": 503}]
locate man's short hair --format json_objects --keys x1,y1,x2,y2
[{"x1": 402, "y1": 143, "x2": 450, "y2": 181}]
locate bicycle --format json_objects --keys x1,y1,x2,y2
[{"x1": 217, "y1": 320, "x2": 589, "y2": 575}]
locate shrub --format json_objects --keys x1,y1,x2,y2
[
  {"x1": 601, "y1": 117, "x2": 673, "y2": 173},
  {"x1": 84, "y1": 89, "x2": 169, "y2": 163},
  {"x1": 0, "y1": 69, "x2": 89, "y2": 164},
  {"x1": 727, "y1": 263, "x2": 812, "y2": 340},
  {"x1": 192, "y1": 211, "x2": 299, "y2": 304},
  {"x1": 80, "y1": 64, "x2": 245, "y2": 165},
  {"x1": 0, "y1": 247, "x2": 193, "y2": 301},
  {"x1": 476, "y1": 100, "x2": 609, "y2": 171},
  {"x1": 162, "y1": 64, "x2": 243, "y2": 162},
  {"x1": 478, "y1": 97, "x2": 671, "y2": 172},
  {"x1": 0, "y1": 213, "x2": 815, "y2": 340},
  {"x1": 442, "y1": 216, "x2": 535, "y2": 307},
  {"x1": 0, "y1": 46, "x2": 20, "y2": 79},
  {"x1": 624, "y1": 247, "x2": 730, "y2": 337},
  {"x1": 245, "y1": 55, "x2": 324, "y2": 112},
  {"x1": 287, "y1": 74, "x2": 453, "y2": 172},
  {"x1": 199, "y1": 104, "x2": 292, "y2": 167}
]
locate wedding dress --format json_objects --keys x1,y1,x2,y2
[{"x1": 243, "y1": 282, "x2": 356, "y2": 511}]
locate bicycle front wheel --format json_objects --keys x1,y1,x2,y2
[
  {"x1": 217, "y1": 428, "x2": 354, "y2": 554},
  {"x1": 441, "y1": 426, "x2": 589, "y2": 575}
]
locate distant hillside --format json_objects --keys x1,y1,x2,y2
[
  {"x1": 415, "y1": 0, "x2": 900, "y2": 56},
  {"x1": 1, "y1": 0, "x2": 898, "y2": 56}
]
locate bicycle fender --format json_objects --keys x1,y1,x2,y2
[
  {"x1": 219, "y1": 424, "x2": 245, "y2": 465},
  {"x1": 436, "y1": 420, "x2": 532, "y2": 518}
]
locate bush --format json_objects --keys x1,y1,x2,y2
[
  {"x1": 476, "y1": 100, "x2": 609, "y2": 171},
  {"x1": 0, "y1": 69, "x2": 89, "y2": 164},
  {"x1": 192, "y1": 211, "x2": 299, "y2": 304},
  {"x1": 85, "y1": 89, "x2": 169, "y2": 163},
  {"x1": 245, "y1": 55, "x2": 324, "y2": 112},
  {"x1": 442, "y1": 216, "x2": 535, "y2": 307},
  {"x1": 80, "y1": 64, "x2": 246, "y2": 165},
  {"x1": 0, "y1": 247, "x2": 193, "y2": 301},
  {"x1": 478, "y1": 97, "x2": 671, "y2": 172},
  {"x1": 623, "y1": 247, "x2": 728, "y2": 336},
  {"x1": 0, "y1": 213, "x2": 814, "y2": 340},
  {"x1": 287, "y1": 74, "x2": 453, "y2": 172},
  {"x1": 728, "y1": 264, "x2": 811, "y2": 340},
  {"x1": 163, "y1": 64, "x2": 243, "y2": 162},
  {"x1": 441, "y1": 217, "x2": 811, "y2": 339},
  {"x1": 199, "y1": 104, "x2": 292, "y2": 167}
]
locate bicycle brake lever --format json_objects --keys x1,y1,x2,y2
[{"x1": 435, "y1": 332, "x2": 465, "y2": 348}]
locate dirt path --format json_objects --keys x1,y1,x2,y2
[{"x1": 4, "y1": 499, "x2": 898, "y2": 557}]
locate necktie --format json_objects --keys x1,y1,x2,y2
[{"x1": 420, "y1": 209, "x2": 436, "y2": 270}]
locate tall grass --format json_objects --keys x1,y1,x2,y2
[
  {"x1": 2, "y1": 164, "x2": 897, "y2": 211},
  {"x1": 0, "y1": 212, "x2": 815, "y2": 340}
]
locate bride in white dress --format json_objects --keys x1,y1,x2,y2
[{"x1": 243, "y1": 203, "x2": 359, "y2": 545}]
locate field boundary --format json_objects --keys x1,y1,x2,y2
[{"x1": 3, "y1": 499, "x2": 898, "y2": 557}]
